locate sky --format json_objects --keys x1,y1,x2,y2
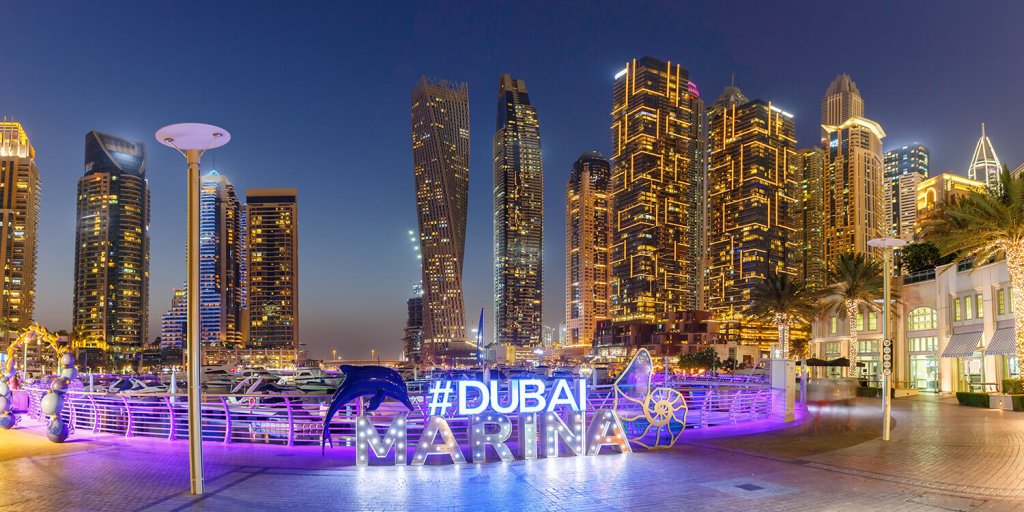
[{"x1": 3, "y1": 1, "x2": 1023, "y2": 360}]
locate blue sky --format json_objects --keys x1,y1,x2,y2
[{"x1": 4, "y1": 1, "x2": 1023, "y2": 359}]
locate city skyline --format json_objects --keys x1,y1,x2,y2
[{"x1": 3, "y1": 2, "x2": 1024, "y2": 359}]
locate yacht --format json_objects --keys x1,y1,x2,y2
[{"x1": 107, "y1": 378, "x2": 168, "y2": 395}]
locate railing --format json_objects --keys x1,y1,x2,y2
[
  {"x1": 22, "y1": 379, "x2": 772, "y2": 446},
  {"x1": 903, "y1": 269, "x2": 936, "y2": 284}
]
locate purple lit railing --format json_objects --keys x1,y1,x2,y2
[{"x1": 23, "y1": 380, "x2": 770, "y2": 446}]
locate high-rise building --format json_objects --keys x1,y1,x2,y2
[
  {"x1": 72, "y1": 131, "x2": 148, "y2": 362},
  {"x1": 403, "y1": 283, "x2": 424, "y2": 363},
  {"x1": 883, "y1": 144, "x2": 929, "y2": 241},
  {"x1": 493, "y1": 74, "x2": 543, "y2": 348},
  {"x1": 968, "y1": 123, "x2": 1002, "y2": 191},
  {"x1": 565, "y1": 151, "x2": 612, "y2": 347},
  {"x1": 820, "y1": 74, "x2": 864, "y2": 141},
  {"x1": 245, "y1": 189, "x2": 299, "y2": 350},
  {"x1": 411, "y1": 77, "x2": 474, "y2": 363},
  {"x1": 0, "y1": 122, "x2": 39, "y2": 336},
  {"x1": 793, "y1": 147, "x2": 826, "y2": 291},
  {"x1": 610, "y1": 56, "x2": 705, "y2": 321},
  {"x1": 915, "y1": 173, "x2": 986, "y2": 227},
  {"x1": 160, "y1": 286, "x2": 186, "y2": 350},
  {"x1": 706, "y1": 85, "x2": 798, "y2": 343},
  {"x1": 823, "y1": 117, "x2": 886, "y2": 262},
  {"x1": 199, "y1": 171, "x2": 243, "y2": 346}
]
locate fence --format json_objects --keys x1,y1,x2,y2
[{"x1": 22, "y1": 379, "x2": 771, "y2": 446}]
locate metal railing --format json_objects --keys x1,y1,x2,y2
[{"x1": 22, "y1": 379, "x2": 771, "y2": 446}]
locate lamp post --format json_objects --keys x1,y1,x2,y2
[
  {"x1": 156, "y1": 123, "x2": 231, "y2": 495},
  {"x1": 868, "y1": 236, "x2": 907, "y2": 442}
]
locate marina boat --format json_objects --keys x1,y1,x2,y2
[{"x1": 106, "y1": 378, "x2": 168, "y2": 394}]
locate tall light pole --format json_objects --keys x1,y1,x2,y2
[
  {"x1": 868, "y1": 236, "x2": 907, "y2": 442},
  {"x1": 156, "y1": 123, "x2": 231, "y2": 495}
]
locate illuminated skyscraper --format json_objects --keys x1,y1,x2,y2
[
  {"x1": 565, "y1": 151, "x2": 612, "y2": 346},
  {"x1": 706, "y1": 85, "x2": 798, "y2": 344},
  {"x1": 199, "y1": 171, "x2": 243, "y2": 346},
  {"x1": 968, "y1": 123, "x2": 1002, "y2": 191},
  {"x1": 823, "y1": 117, "x2": 886, "y2": 261},
  {"x1": 820, "y1": 74, "x2": 864, "y2": 141},
  {"x1": 245, "y1": 189, "x2": 299, "y2": 350},
  {"x1": 403, "y1": 283, "x2": 424, "y2": 363},
  {"x1": 793, "y1": 147, "x2": 826, "y2": 291},
  {"x1": 883, "y1": 144, "x2": 929, "y2": 241},
  {"x1": 493, "y1": 74, "x2": 544, "y2": 348},
  {"x1": 411, "y1": 77, "x2": 474, "y2": 362},
  {"x1": 0, "y1": 122, "x2": 38, "y2": 336},
  {"x1": 160, "y1": 286, "x2": 186, "y2": 350},
  {"x1": 73, "y1": 131, "x2": 148, "y2": 362},
  {"x1": 610, "y1": 57, "x2": 705, "y2": 321}
]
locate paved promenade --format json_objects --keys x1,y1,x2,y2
[{"x1": 2, "y1": 396, "x2": 1023, "y2": 511}]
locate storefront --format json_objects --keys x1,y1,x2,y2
[
  {"x1": 941, "y1": 330, "x2": 984, "y2": 392},
  {"x1": 908, "y1": 336, "x2": 939, "y2": 392}
]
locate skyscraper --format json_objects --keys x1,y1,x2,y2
[
  {"x1": 883, "y1": 144, "x2": 929, "y2": 241},
  {"x1": 565, "y1": 151, "x2": 612, "y2": 347},
  {"x1": 199, "y1": 171, "x2": 243, "y2": 346},
  {"x1": 706, "y1": 85, "x2": 797, "y2": 343},
  {"x1": 0, "y1": 122, "x2": 39, "y2": 336},
  {"x1": 820, "y1": 75, "x2": 885, "y2": 263},
  {"x1": 245, "y1": 189, "x2": 299, "y2": 350},
  {"x1": 610, "y1": 57, "x2": 705, "y2": 321},
  {"x1": 411, "y1": 77, "x2": 474, "y2": 363},
  {"x1": 73, "y1": 131, "x2": 148, "y2": 362},
  {"x1": 968, "y1": 123, "x2": 1002, "y2": 191},
  {"x1": 793, "y1": 147, "x2": 826, "y2": 291},
  {"x1": 160, "y1": 286, "x2": 186, "y2": 350},
  {"x1": 403, "y1": 283, "x2": 424, "y2": 363},
  {"x1": 493, "y1": 74, "x2": 544, "y2": 348}
]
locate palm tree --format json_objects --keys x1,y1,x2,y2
[
  {"x1": 745, "y1": 273, "x2": 817, "y2": 359},
  {"x1": 922, "y1": 168, "x2": 1024, "y2": 361},
  {"x1": 819, "y1": 252, "x2": 884, "y2": 377}
]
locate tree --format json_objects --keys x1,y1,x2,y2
[
  {"x1": 900, "y1": 241, "x2": 955, "y2": 274},
  {"x1": 745, "y1": 273, "x2": 817, "y2": 359},
  {"x1": 677, "y1": 348, "x2": 720, "y2": 372},
  {"x1": 921, "y1": 168, "x2": 1024, "y2": 362},
  {"x1": 789, "y1": 337, "x2": 810, "y2": 360},
  {"x1": 819, "y1": 252, "x2": 884, "y2": 377}
]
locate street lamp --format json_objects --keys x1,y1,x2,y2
[
  {"x1": 156, "y1": 123, "x2": 231, "y2": 495},
  {"x1": 867, "y1": 236, "x2": 907, "y2": 442}
]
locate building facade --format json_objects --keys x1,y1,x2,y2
[
  {"x1": 915, "y1": 173, "x2": 986, "y2": 232},
  {"x1": 565, "y1": 151, "x2": 612, "y2": 347},
  {"x1": 822, "y1": 117, "x2": 886, "y2": 263},
  {"x1": 160, "y1": 286, "x2": 186, "y2": 350},
  {"x1": 967, "y1": 123, "x2": 1002, "y2": 191},
  {"x1": 883, "y1": 144, "x2": 929, "y2": 241},
  {"x1": 411, "y1": 77, "x2": 474, "y2": 363},
  {"x1": 403, "y1": 283, "x2": 424, "y2": 363},
  {"x1": 793, "y1": 147, "x2": 826, "y2": 291},
  {"x1": 72, "y1": 131, "x2": 149, "y2": 362},
  {"x1": 0, "y1": 122, "x2": 39, "y2": 336},
  {"x1": 245, "y1": 189, "x2": 299, "y2": 350},
  {"x1": 820, "y1": 74, "x2": 864, "y2": 141},
  {"x1": 610, "y1": 56, "x2": 705, "y2": 321},
  {"x1": 492, "y1": 74, "x2": 544, "y2": 348},
  {"x1": 706, "y1": 85, "x2": 798, "y2": 346},
  {"x1": 199, "y1": 171, "x2": 243, "y2": 346}
]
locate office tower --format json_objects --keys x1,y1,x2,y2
[
  {"x1": 199, "y1": 171, "x2": 243, "y2": 346},
  {"x1": 823, "y1": 117, "x2": 886, "y2": 262},
  {"x1": 565, "y1": 151, "x2": 612, "y2": 346},
  {"x1": 160, "y1": 286, "x2": 187, "y2": 350},
  {"x1": 820, "y1": 74, "x2": 864, "y2": 141},
  {"x1": 245, "y1": 189, "x2": 299, "y2": 350},
  {"x1": 403, "y1": 283, "x2": 424, "y2": 363},
  {"x1": 411, "y1": 77, "x2": 474, "y2": 363},
  {"x1": 967, "y1": 123, "x2": 1002, "y2": 191},
  {"x1": 493, "y1": 74, "x2": 544, "y2": 348},
  {"x1": 706, "y1": 85, "x2": 798, "y2": 344},
  {"x1": 0, "y1": 122, "x2": 39, "y2": 335},
  {"x1": 610, "y1": 57, "x2": 705, "y2": 321},
  {"x1": 72, "y1": 131, "x2": 149, "y2": 362},
  {"x1": 793, "y1": 148, "x2": 826, "y2": 291},
  {"x1": 883, "y1": 144, "x2": 929, "y2": 241}
]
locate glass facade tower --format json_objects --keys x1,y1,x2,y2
[
  {"x1": 199, "y1": 171, "x2": 243, "y2": 346},
  {"x1": 245, "y1": 189, "x2": 299, "y2": 350},
  {"x1": 883, "y1": 144, "x2": 929, "y2": 241}
]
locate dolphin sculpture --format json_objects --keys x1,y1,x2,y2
[{"x1": 321, "y1": 365, "x2": 416, "y2": 453}]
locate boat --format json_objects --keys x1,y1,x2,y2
[{"x1": 106, "y1": 378, "x2": 168, "y2": 394}]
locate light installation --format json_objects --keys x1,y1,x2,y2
[
  {"x1": 1, "y1": 324, "x2": 77, "y2": 442},
  {"x1": 613, "y1": 348, "x2": 688, "y2": 449}
]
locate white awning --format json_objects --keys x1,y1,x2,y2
[
  {"x1": 986, "y1": 328, "x2": 1016, "y2": 356},
  {"x1": 941, "y1": 331, "x2": 983, "y2": 358}
]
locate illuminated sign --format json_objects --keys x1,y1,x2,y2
[{"x1": 451, "y1": 378, "x2": 587, "y2": 415}]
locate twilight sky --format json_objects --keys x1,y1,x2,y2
[{"x1": 3, "y1": 1, "x2": 1023, "y2": 359}]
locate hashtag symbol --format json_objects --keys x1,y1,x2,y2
[{"x1": 427, "y1": 380, "x2": 454, "y2": 416}]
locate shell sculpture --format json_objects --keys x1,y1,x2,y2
[{"x1": 612, "y1": 349, "x2": 687, "y2": 449}]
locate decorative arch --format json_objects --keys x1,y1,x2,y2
[{"x1": 0, "y1": 324, "x2": 78, "y2": 442}]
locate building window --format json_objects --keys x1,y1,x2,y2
[
  {"x1": 965, "y1": 296, "x2": 974, "y2": 320},
  {"x1": 907, "y1": 307, "x2": 937, "y2": 331},
  {"x1": 856, "y1": 312, "x2": 863, "y2": 331},
  {"x1": 868, "y1": 312, "x2": 878, "y2": 331},
  {"x1": 998, "y1": 289, "x2": 1006, "y2": 315},
  {"x1": 824, "y1": 341, "x2": 841, "y2": 356},
  {"x1": 830, "y1": 316, "x2": 838, "y2": 334},
  {"x1": 909, "y1": 336, "x2": 938, "y2": 352},
  {"x1": 954, "y1": 298, "x2": 961, "y2": 321},
  {"x1": 858, "y1": 340, "x2": 879, "y2": 353},
  {"x1": 976, "y1": 293, "x2": 984, "y2": 318}
]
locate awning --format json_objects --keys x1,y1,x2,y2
[
  {"x1": 986, "y1": 328, "x2": 1016, "y2": 356},
  {"x1": 941, "y1": 331, "x2": 983, "y2": 358}
]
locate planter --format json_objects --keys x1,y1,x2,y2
[
  {"x1": 990, "y1": 394, "x2": 1013, "y2": 411},
  {"x1": 956, "y1": 392, "x2": 990, "y2": 408}
]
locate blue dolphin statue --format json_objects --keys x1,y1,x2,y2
[{"x1": 321, "y1": 365, "x2": 416, "y2": 454}]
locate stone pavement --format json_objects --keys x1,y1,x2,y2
[{"x1": 2, "y1": 396, "x2": 1023, "y2": 511}]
